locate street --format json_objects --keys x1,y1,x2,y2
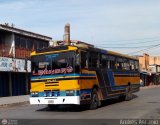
[{"x1": 0, "y1": 87, "x2": 160, "y2": 124}]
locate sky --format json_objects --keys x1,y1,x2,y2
[{"x1": 0, "y1": 0, "x2": 160, "y2": 56}]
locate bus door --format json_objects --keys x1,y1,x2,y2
[
  {"x1": 96, "y1": 69, "x2": 108, "y2": 99},
  {"x1": 98, "y1": 54, "x2": 116, "y2": 98},
  {"x1": 95, "y1": 54, "x2": 111, "y2": 99}
]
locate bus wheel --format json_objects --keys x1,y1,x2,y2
[
  {"x1": 125, "y1": 84, "x2": 133, "y2": 101},
  {"x1": 90, "y1": 88, "x2": 100, "y2": 110},
  {"x1": 119, "y1": 95, "x2": 126, "y2": 101},
  {"x1": 48, "y1": 104, "x2": 59, "y2": 110}
]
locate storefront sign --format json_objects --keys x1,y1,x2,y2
[{"x1": 0, "y1": 57, "x2": 31, "y2": 72}]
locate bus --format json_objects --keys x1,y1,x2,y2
[{"x1": 30, "y1": 42, "x2": 140, "y2": 109}]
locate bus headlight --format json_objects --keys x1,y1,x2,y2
[
  {"x1": 43, "y1": 92, "x2": 47, "y2": 97},
  {"x1": 46, "y1": 92, "x2": 52, "y2": 97},
  {"x1": 66, "y1": 90, "x2": 75, "y2": 96},
  {"x1": 48, "y1": 92, "x2": 52, "y2": 97},
  {"x1": 31, "y1": 91, "x2": 39, "y2": 97}
]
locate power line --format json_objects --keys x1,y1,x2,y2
[
  {"x1": 127, "y1": 44, "x2": 160, "y2": 55},
  {"x1": 96, "y1": 45, "x2": 160, "y2": 49},
  {"x1": 96, "y1": 42, "x2": 160, "y2": 49},
  {"x1": 147, "y1": 47, "x2": 160, "y2": 55},
  {"x1": 95, "y1": 36, "x2": 160, "y2": 43},
  {"x1": 95, "y1": 43, "x2": 160, "y2": 55},
  {"x1": 92, "y1": 36, "x2": 160, "y2": 55},
  {"x1": 94, "y1": 39, "x2": 160, "y2": 46}
]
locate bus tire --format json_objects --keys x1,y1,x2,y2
[
  {"x1": 89, "y1": 88, "x2": 100, "y2": 110},
  {"x1": 119, "y1": 95, "x2": 126, "y2": 101},
  {"x1": 125, "y1": 84, "x2": 133, "y2": 101}
]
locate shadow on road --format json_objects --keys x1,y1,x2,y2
[
  {"x1": 101, "y1": 94, "x2": 138, "y2": 107},
  {"x1": 37, "y1": 94, "x2": 138, "y2": 112}
]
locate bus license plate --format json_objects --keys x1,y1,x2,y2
[{"x1": 48, "y1": 100, "x2": 54, "y2": 104}]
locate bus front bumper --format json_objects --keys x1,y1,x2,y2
[{"x1": 30, "y1": 96, "x2": 80, "y2": 105}]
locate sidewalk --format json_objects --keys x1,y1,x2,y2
[
  {"x1": 0, "y1": 95, "x2": 29, "y2": 107},
  {"x1": 140, "y1": 85, "x2": 160, "y2": 90}
]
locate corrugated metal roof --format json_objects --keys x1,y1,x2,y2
[{"x1": 0, "y1": 24, "x2": 52, "y2": 41}]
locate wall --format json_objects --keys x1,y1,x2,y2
[
  {"x1": 139, "y1": 54, "x2": 160, "y2": 71},
  {"x1": 149, "y1": 56, "x2": 160, "y2": 65},
  {"x1": 139, "y1": 53, "x2": 149, "y2": 71}
]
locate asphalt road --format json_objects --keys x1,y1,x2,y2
[{"x1": 0, "y1": 87, "x2": 160, "y2": 125}]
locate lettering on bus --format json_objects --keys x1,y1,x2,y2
[{"x1": 32, "y1": 66, "x2": 73, "y2": 76}]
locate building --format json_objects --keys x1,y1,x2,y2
[
  {"x1": 149, "y1": 56, "x2": 160, "y2": 65},
  {"x1": 138, "y1": 53, "x2": 160, "y2": 86},
  {"x1": 0, "y1": 24, "x2": 52, "y2": 97}
]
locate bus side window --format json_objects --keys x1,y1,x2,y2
[
  {"x1": 109, "y1": 55, "x2": 116, "y2": 70},
  {"x1": 129, "y1": 60, "x2": 135, "y2": 70},
  {"x1": 101, "y1": 54, "x2": 108, "y2": 68},
  {"x1": 89, "y1": 52, "x2": 99, "y2": 69},
  {"x1": 92, "y1": 53, "x2": 99, "y2": 68},
  {"x1": 88, "y1": 55, "x2": 92, "y2": 68},
  {"x1": 81, "y1": 51, "x2": 88, "y2": 69},
  {"x1": 123, "y1": 58, "x2": 130, "y2": 70},
  {"x1": 117, "y1": 57, "x2": 123, "y2": 70},
  {"x1": 135, "y1": 60, "x2": 139, "y2": 71}
]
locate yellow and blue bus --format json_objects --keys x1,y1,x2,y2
[{"x1": 30, "y1": 42, "x2": 140, "y2": 109}]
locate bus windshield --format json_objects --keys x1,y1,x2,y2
[{"x1": 31, "y1": 51, "x2": 78, "y2": 76}]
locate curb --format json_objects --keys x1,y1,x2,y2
[
  {"x1": 140, "y1": 85, "x2": 160, "y2": 90},
  {"x1": 0, "y1": 101, "x2": 29, "y2": 107}
]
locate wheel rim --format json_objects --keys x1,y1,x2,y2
[
  {"x1": 126, "y1": 85, "x2": 132, "y2": 100},
  {"x1": 92, "y1": 93, "x2": 98, "y2": 108}
]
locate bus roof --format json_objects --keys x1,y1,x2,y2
[
  {"x1": 31, "y1": 45, "x2": 78, "y2": 56},
  {"x1": 76, "y1": 45, "x2": 138, "y2": 61},
  {"x1": 31, "y1": 44, "x2": 138, "y2": 61}
]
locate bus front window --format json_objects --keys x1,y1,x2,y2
[
  {"x1": 75, "y1": 52, "x2": 80, "y2": 72},
  {"x1": 31, "y1": 51, "x2": 77, "y2": 76}
]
